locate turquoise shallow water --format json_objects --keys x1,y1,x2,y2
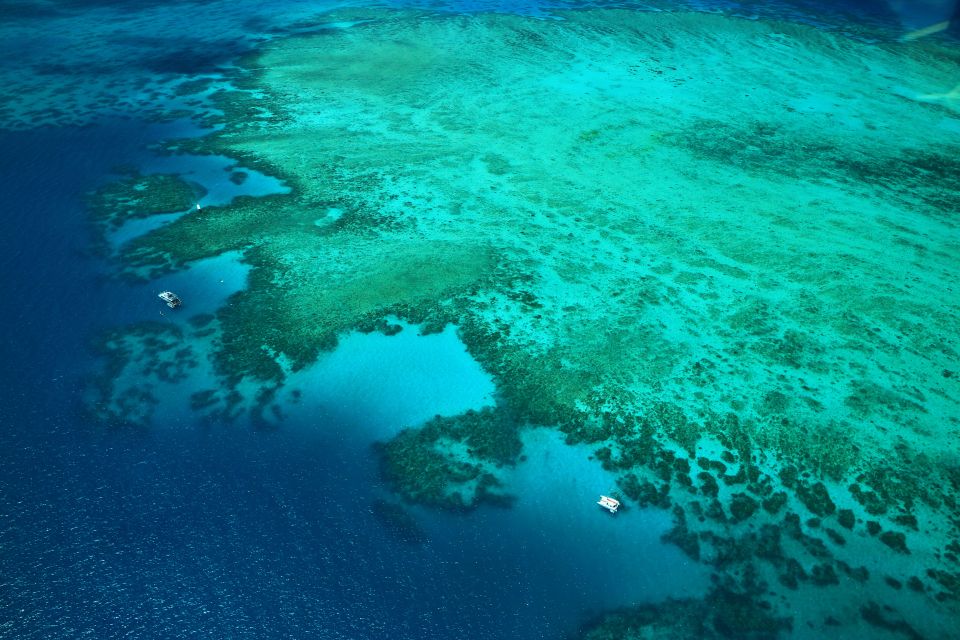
[
  {"x1": 2, "y1": 1, "x2": 959, "y2": 639},
  {"x1": 281, "y1": 324, "x2": 710, "y2": 630},
  {"x1": 285, "y1": 322, "x2": 498, "y2": 436}
]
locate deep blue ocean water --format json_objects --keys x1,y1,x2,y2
[{"x1": 1, "y1": 1, "x2": 957, "y2": 638}]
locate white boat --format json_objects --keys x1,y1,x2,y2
[
  {"x1": 598, "y1": 495, "x2": 620, "y2": 514},
  {"x1": 158, "y1": 291, "x2": 182, "y2": 309}
]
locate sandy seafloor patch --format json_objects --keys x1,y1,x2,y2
[{"x1": 72, "y1": 4, "x2": 960, "y2": 640}]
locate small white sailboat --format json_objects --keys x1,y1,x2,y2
[
  {"x1": 158, "y1": 291, "x2": 182, "y2": 309},
  {"x1": 598, "y1": 495, "x2": 620, "y2": 514},
  {"x1": 196, "y1": 203, "x2": 202, "y2": 211}
]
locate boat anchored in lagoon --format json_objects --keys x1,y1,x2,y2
[
  {"x1": 597, "y1": 495, "x2": 620, "y2": 514},
  {"x1": 158, "y1": 291, "x2": 182, "y2": 309}
]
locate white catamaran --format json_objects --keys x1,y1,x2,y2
[
  {"x1": 158, "y1": 291, "x2": 182, "y2": 309},
  {"x1": 597, "y1": 495, "x2": 620, "y2": 514}
]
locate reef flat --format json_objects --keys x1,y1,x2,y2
[
  {"x1": 86, "y1": 172, "x2": 201, "y2": 254},
  {"x1": 88, "y1": 8, "x2": 960, "y2": 638}
]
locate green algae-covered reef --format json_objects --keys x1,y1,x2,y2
[
  {"x1": 579, "y1": 569, "x2": 791, "y2": 640},
  {"x1": 91, "y1": 8, "x2": 960, "y2": 638},
  {"x1": 86, "y1": 172, "x2": 201, "y2": 250},
  {"x1": 377, "y1": 407, "x2": 522, "y2": 510}
]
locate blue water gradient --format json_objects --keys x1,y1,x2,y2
[
  {"x1": 0, "y1": 120, "x2": 700, "y2": 638},
  {"x1": 1, "y1": 1, "x2": 957, "y2": 638}
]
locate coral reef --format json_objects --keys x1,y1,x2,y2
[
  {"x1": 86, "y1": 172, "x2": 201, "y2": 252},
  {"x1": 376, "y1": 407, "x2": 522, "y2": 510},
  {"x1": 84, "y1": 322, "x2": 194, "y2": 426},
  {"x1": 578, "y1": 567, "x2": 790, "y2": 640},
  {"x1": 89, "y1": 7, "x2": 960, "y2": 637}
]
